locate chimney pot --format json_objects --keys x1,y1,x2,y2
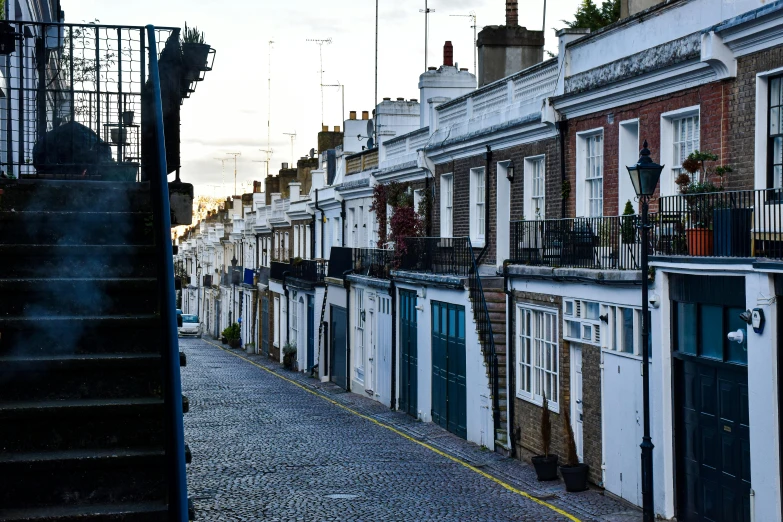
[
  {"x1": 383, "y1": 97, "x2": 391, "y2": 101},
  {"x1": 362, "y1": 111, "x2": 369, "y2": 120},
  {"x1": 397, "y1": 97, "x2": 404, "y2": 101},
  {"x1": 334, "y1": 126, "x2": 341, "y2": 132},
  {"x1": 410, "y1": 98, "x2": 418, "y2": 102},
  {"x1": 428, "y1": 66, "x2": 437, "y2": 71},
  {"x1": 321, "y1": 125, "x2": 328, "y2": 132},
  {"x1": 443, "y1": 41, "x2": 454, "y2": 66},
  {"x1": 506, "y1": 0, "x2": 518, "y2": 26},
  {"x1": 349, "y1": 111, "x2": 357, "y2": 120},
  {"x1": 460, "y1": 68, "x2": 468, "y2": 71},
  {"x1": 282, "y1": 162, "x2": 288, "y2": 169}
]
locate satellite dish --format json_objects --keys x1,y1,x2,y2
[
  {"x1": 367, "y1": 137, "x2": 375, "y2": 149},
  {"x1": 309, "y1": 148, "x2": 316, "y2": 158},
  {"x1": 367, "y1": 119, "x2": 374, "y2": 141}
]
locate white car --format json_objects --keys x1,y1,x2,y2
[{"x1": 178, "y1": 314, "x2": 201, "y2": 337}]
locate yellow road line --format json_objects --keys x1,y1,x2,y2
[{"x1": 198, "y1": 338, "x2": 582, "y2": 522}]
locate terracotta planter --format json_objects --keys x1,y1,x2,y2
[
  {"x1": 560, "y1": 463, "x2": 589, "y2": 492},
  {"x1": 686, "y1": 227, "x2": 713, "y2": 256},
  {"x1": 531, "y1": 455, "x2": 559, "y2": 481}
]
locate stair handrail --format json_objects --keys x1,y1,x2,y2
[
  {"x1": 466, "y1": 238, "x2": 500, "y2": 437},
  {"x1": 146, "y1": 25, "x2": 188, "y2": 522}
]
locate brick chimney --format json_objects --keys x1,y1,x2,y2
[
  {"x1": 506, "y1": 0, "x2": 518, "y2": 27},
  {"x1": 444, "y1": 41, "x2": 454, "y2": 66}
]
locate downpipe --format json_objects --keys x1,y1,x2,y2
[
  {"x1": 390, "y1": 280, "x2": 397, "y2": 410},
  {"x1": 343, "y1": 270, "x2": 352, "y2": 392},
  {"x1": 750, "y1": 489, "x2": 755, "y2": 522},
  {"x1": 283, "y1": 271, "x2": 291, "y2": 347},
  {"x1": 314, "y1": 188, "x2": 324, "y2": 259},
  {"x1": 503, "y1": 259, "x2": 514, "y2": 456}
]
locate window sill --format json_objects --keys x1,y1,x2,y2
[
  {"x1": 471, "y1": 238, "x2": 486, "y2": 249},
  {"x1": 516, "y1": 392, "x2": 560, "y2": 413}
]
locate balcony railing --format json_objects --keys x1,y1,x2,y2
[
  {"x1": 398, "y1": 237, "x2": 472, "y2": 276},
  {"x1": 325, "y1": 246, "x2": 395, "y2": 279},
  {"x1": 270, "y1": 261, "x2": 289, "y2": 282},
  {"x1": 289, "y1": 259, "x2": 327, "y2": 283},
  {"x1": 658, "y1": 188, "x2": 783, "y2": 259},
  {"x1": 510, "y1": 216, "x2": 643, "y2": 270}
]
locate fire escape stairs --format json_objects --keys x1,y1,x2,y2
[
  {"x1": 0, "y1": 179, "x2": 192, "y2": 522},
  {"x1": 468, "y1": 276, "x2": 509, "y2": 454}
]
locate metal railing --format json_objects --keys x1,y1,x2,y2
[
  {"x1": 509, "y1": 216, "x2": 644, "y2": 270},
  {"x1": 270, "y1": 260, "x2": 288, "y2": 282},
  {"x1": 398, "y1": 237, "x2": 472, "y2": 276},
  {"x1": 288, "y1": 258, "x2": 327, "y2": 283},
  {"x1": 146, "y1": 25, "x2": 187, "y2": 522},
  {"x1": 352, "y1": 247, "x2": 394, "y2": 279},
  {"x1": 658, "y1": 188, "x2": 783, "y2": 258},
  {"x1": 1, "y1": 22, "x2": 179, "y2": 180}
]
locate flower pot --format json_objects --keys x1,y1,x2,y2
[
  {"x1": 229, "y1": 339, "x2": 240, "y2": 349},
  {"x1": 560, "y1": 463, "x2": 589, "y2": 492},
  {"x1": 686, "y1": 227, "x2": 713, "y2": 256},
  {"x1": 531, "y1": 455, "x2": 559, "y2": 481},
  {"x1": 121, "y1": 111, "x2": 135, "y2": 126},
  {"x1": 110, "y1": 128, "x2": 127, "y2": 145},
  {"x1": 221, "y1": 336, "x2": 227, "y2": 344},
  {"x1": 182, "y1": 43, "x2": 211, "y2": 71}
]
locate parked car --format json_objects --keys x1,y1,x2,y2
[{"x1": 178, "y1": 314, "x2": 201, "y2": 337}]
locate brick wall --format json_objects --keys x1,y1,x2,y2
[
  {"x1": 580, "y1": 342, "x2": 602, "y2": 485},
  {"x1": 728, "y1": 46, "x2": 783, "y2": 190},
  {"x1": 565, "y1": 81, "x2": 731, "y2": 216},
  {"x1": 433, "y1": 138, "x2": 560, "y2": 265}
]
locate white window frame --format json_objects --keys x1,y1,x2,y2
[
  {"x1": 563, "y1": 298, "x2": 602, "y2": 346},
  {"x1": 756, "y1": 68, "x2": 783, "y2": 189},
  {"x1": 470, "y1": 167, "x2": 486, "y2": 246},
  {"x1": 355, "y1": 288, "x2": 365, "y2": 382},
  {"x1": 440, "y1": 173, "x2": 453, "y2": 238},
  {"x1": 349, "y1": 207, "x2": 356, "y2": 247},
  {"x1": 524, "y1": 155, "x2": 546, "y2": 220},
  {"x1": 516, "y1": 304, "x2": 559, "y2": 412},
  {"x1": 293, "y1": 226, "x2": 300, "y2": 258},
  {"x1": 576, "y1": 131, "x2": 605, "y2": 217},
  {"x1": 601, "y1": 304, "x2": 642, "y2": 357},
  {"x1": 290, "y1": 296, "x2": 298, "y2": 347},
  {"x1": 414, "y1": 189, "x2": 424, "y2": 217},
  {"x1": 273, "y1": 296, "x2": 280, "y2": 347},
  {"x1": 660, "y1": 106, "x2": 700, "y2": 197}
]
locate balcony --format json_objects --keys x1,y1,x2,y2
[
  {"x1": 270, "y1": 259, "x2": 327, "y2": 284},
  {"x1": 398, "y1": 237, "x2": 472, "y2": 276},
  {"x1": 509, "y1": 216, "x2": 643, "y2": 270},
  {"x1": 326, "y1": 247, "x2": 394, "y2": 279},
  {"x1": 658, "y1": 188, "x2": 783, "y2": 259}
]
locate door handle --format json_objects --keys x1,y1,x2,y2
[{"x1": 576, "y1": 400, "x2": 582, "y2": 405}]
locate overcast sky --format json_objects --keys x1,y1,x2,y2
[{"x1": 64, "y1": 0, "x2": 582, "y2": 197}]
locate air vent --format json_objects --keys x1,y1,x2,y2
[{"x1": 575, "y1": 301, "x2": 582, "y2": 318}]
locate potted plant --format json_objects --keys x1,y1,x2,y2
[
  {"x1": 222, "y1": 323, "x2": 240, "y2": 348},
  {"x1": 181, "y1": 23, "x2": 211, "y2": 80},
  {"x1": 531, "y1": 393, "x2": 559, "y2": 481},
  {"x1": 283, "y1": 342, "x2": 297, "y2": 370},
  {"x1": 675, "y1": 151, "x2": 725, "y2": 256},
  {"x1": 559, "y1": 409, "x2": 589, "y2": 492},
  {"x1": 121, "y1": 110, "x2": 135, "y2": 126}
]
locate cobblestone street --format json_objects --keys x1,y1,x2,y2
[{"x1": 181, "y1": 338, "x2": 641, "y2": 522}]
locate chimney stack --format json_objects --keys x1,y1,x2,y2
[
  {"x1": 362, "y1": 111, "x2": 369, "y2": 120},
  {"x1": 349, "y1": 111, "x2": 357, "y2": 120},
  {"x1": 444, "y1": 41, "x2": 454, "y2": 66},
  {"x1": 506, "y1": 0, "x2": 518, "y2": 27},
  {"x1": 322, "y1": 125, "x2": 328, "y2": 132}
]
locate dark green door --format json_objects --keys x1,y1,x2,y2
[
  {"x1": 431, "y1": 301, "x2": 466, "y2": 439},
  {"x1": 330, "y1": 305, "x2": 348, "y2": 390},
  {"x1": 672, "y1": 275, "x2": 750, "y2": 522},
  {"x1": 399, "y1": 290, "x2": 418, "y2": 417}
]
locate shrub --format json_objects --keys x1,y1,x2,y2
[{"x1": 222, "y1": 322, "x2": 240, "y2": 342}]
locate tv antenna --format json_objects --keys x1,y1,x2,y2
[
  {"x1": 283, "y1": 132, "x2": 297, "y2": 167},
  {"x1": 419, "y1": 0, "x2": 435, "y2": 71},
  {"x1": 322, "y1": 81, "x2": 344, "y2": 125},
  {"x1": 450, "y1": 11, "x2": 477, "y2": 76},
  {"x1": 305, "y1": 37, "x2": 332, "y2": 126},
  {"x1": 267, "y1": 40, "x2": 274, "y2": 178},
  {"x1": 214, "y1": 157, "x2": 230, "y2": 194},
  {"x1": 225, "y1": 152, "x2": 242, "y2": 195}
]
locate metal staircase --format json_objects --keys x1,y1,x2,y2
[{"x1": 0, "y1": 26, "x2": 189, "y2": 522}]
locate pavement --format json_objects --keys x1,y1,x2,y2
[{"x1": 180, "y1": 337, "x2": 642, "y2": 522}]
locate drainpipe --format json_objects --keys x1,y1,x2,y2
[
  {"x1": 283, "y1": 271, "x2": 291, "y2": 347},
  {"x1": 314, "y1": 189, "x2": 324, "y2": 259},
  {"x1": 556, "y1": 119, "x2": 568, "y2": 219},
  {"x1": 476, "y1": 145, "x2": 492, "y2": 267},
  {"x1": 503, "y1": 259, "x2": 514, "y2": 457},
  {"x1": 750, "y1": 489, "x2": 756, "y2": 522},
  {"x1": 343, "y1": 270, "x2": 352, "y2": 392},
  {"x1": 341, "y1": 200, "x2": 347, "y2": 248},
  {"x1": 390, "y1": 280, "x2": 397, "y2": 410}
]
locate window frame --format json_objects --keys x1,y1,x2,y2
[
  {"x1": 355, "y1": 288, "x2": 365, "y2": 381},
  {"x1": 576, "y1": 129, "x2": 604, "y2": 217},
  {"x1": 659, "y1": 105, "x2": 700, "y2": 196},
  {"x1": 768, "y1": 74, "x2": 783, "y2": 190},
  {"x1": 524, "y1": 155, "x2": 546, "y2": 220},
  {"x1": 516, "y1": 304, "x2": 560, "y2": 412},
  {"x1": 469, "y1": 167, "x2": 486, "y2": 246},
  {"x1": 440, "y1": 173, "x2": 454, "y2": 238}
]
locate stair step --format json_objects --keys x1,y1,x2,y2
[
  {"x1": 0, "y1": 179, "x2": 152, "y2": 213},
  {"x1": 0, "y1": 354, "x2": 164, "y2": 402},
  {"x1": 495, "y1": 429, "x2": 508, "y2": 444},
  {"x1": 0, "y1": 315, "x2": 163, "y2": 357},
  {"x1": 0, "y1": 501, "x2": 168, "y2": 522},
  {"x1": 0, "y1": 398, "x2": 165, "y2": 452},
  {"x1": 482, "y1": 293, "x2": 506, "y2": 304},
  {"x1": 479, "y1": 277, "x2": 504, "y2": 290},
  {"x1": 0, "y1": 449, "x2": 166, "y2": 511},
  {"x1": 0, "y1": 211, "x2": 153, "y2": 246},
  {"x1": 0, "y1": 245, "x2": 157, "y2": 279},
  {"x1": 485, "y1": 301, "x2": 506, "y2": 312},
  {"x1": 488, "y1": 311, "x2": 506, "y2": 323},
  {"x1": 0, "y1": 278, "x2": 158, "y2": 317},
  {"x1": 492, "y1": 333, "x2": 506, "y2": 345}
]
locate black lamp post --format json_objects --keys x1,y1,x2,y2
[{"x1": 626, "y1": 140, "x2": 663, "y2": 522}]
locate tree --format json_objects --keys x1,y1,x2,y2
[{"x1": 564, "y1": 0, "x2": 620, "y2": 32}]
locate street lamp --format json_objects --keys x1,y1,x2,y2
[{"x1": 626, "y1": 140, "x2": 663, "y2": 522}]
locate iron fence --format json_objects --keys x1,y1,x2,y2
[
  {"x1": 352, "y1": 248, "x2": 394, "y2": 279},
  {"x1": 658, "y1": 188, "x2": 783, "y2": 258},
  {"x1": 270, "y1": 261, "x2": 289, "y2": 282},
  {"x1": 510, "y1": 216, "x2": 644, "y2": 270},
  {"x1": 0, "y1": 22, "x2": 180, "y2": 179},
  {"x1": 288, "y1": 258, "x2": 327, "y2": 283},
  {"x1": 398, "y1": 237, "x2": 472, "y2": 276}
]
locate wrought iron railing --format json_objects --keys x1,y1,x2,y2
[
  {"x1": 289, "y1": 258, "x2": 327, "y2": 283},
  {"x1": 509, "y1": 216, "x2": 644, "y2": 270},
  {"x1": 1, "y1": 22, "x2": 182, "y2": 180},
  {"x1": 270, "y1": 260, "x2": 289, "y2": 282},
  {"x1": 351, "y1": 248, "x2": 394, "y2": 279},
  {"x1": 398, "y1": 237, "x2": 472, "y2": 276},
  {"x1": 658, "y1": 188, "x2": 783, "y2": 258}
]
